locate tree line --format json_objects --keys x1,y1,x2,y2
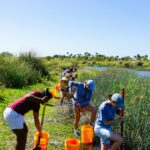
[{"x1": 0, "y1": 51, "x2": 149, "y2": 61}]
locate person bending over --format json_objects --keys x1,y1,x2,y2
[{"x1": 3, "y1": 88, "x2": 52, "y2": 150}]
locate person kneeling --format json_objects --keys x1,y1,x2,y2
[{"x1": 94, "y1": 93, "x2": 125, "y2": 150}]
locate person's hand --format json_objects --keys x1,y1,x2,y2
[
  {"x1": 72, "y1": 72, "x2": 78, "y2": 79},
  {"x1": 67, "y1": 93, "x2": 73, "y2": 99},
  {"x1": 42, "y1": 96, "x2": 49, "y2": 104},
  {"x1": 113, "y1": 117, "x2": 125, "y2": 125},
  {"x1": 38, "y1": 126, "x2": 42, "y2": 132}
]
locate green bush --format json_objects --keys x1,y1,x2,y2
[
  {"x1": 136, "y1": 61, "x2": 143, "y2": 66},
  {"x1": 0, "y1": 56, "x2": 40, "y2": 88},
  {"x1": 19, "y1": 52, "x2": 49, "y2": 77}
]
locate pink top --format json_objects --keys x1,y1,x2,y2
[{"x1": 9, "y1": 91, "x2": 42, "y2": 115}]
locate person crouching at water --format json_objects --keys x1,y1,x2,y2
[
  {"x1": 3, "y1": 88, "x2": 52, "y2": 150},
  {"x1": 94, "y1": 93, "x2": 125, "y2": 150}
]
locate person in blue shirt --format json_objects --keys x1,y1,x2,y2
[
  {"x1": 94, "y1": 93, "x2": 125, "y2": 150},
  {"x1": 69, "y1": 79, "x2": 96, "y2": 136}
]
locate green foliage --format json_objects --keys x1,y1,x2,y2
[
  {"x1": 0, "y1": 57, "x2": 46, "y2": 88},
  {"x1": 0, "y1": 52, "x2": 50, "y2": 88},
  {"x1": 0, "y1": 57, "x2": 38, "y2": 88},
  {"x1": 19, "y1": 52, "x2": 49, "y2": 77},
  {"x1": 0, "y1": 51, "x2": 13, "y2": 57},
  {"x1": 136, "y1": 61, "x2": 143, "y2": 66}
]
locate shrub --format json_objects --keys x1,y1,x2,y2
[
  {"x1": 19, "y1": 52, "x2": 49, "y2": 77},
  {"x1": 0, "y1": 56, "x2": 41, "y2": 88},
  {"x1": 124, "y1": 62, "x2": 130, "y2": 68},
  {"x1": 82, "y1": 60, "x2": 87, "y2": 64},
  {"x1": 136, "y1": 61, "x2": 143, "y2": 66}
]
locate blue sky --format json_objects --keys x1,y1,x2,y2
[{"x1": 0, "y1": 0, "x2": 150, "y2": 57}]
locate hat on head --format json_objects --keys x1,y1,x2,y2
[
  {"x1": 111, "y1": 93, "x2": 125, "y2": 109},
  {"x1": 60, "y1": 77, "x2": 69, "y2": 88},
  {"x1": 87, "y1": 80, "x2": 95, "y2": 92},
  {"x1": 61, "y1": 77, "x2": 69, "y2": 81}
]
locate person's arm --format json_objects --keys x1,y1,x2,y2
[
  {"x1": 103, "y1": 118, "x2": 124, "y2": 126},
  {"x1": 25, "y1": 94, "x2": 49, "y2": 104},
  {"x1": 33, "y1": 111, "x2": 41, "y2": 132},
  {"x1": 103, "y1": 120, "x2": 117, "y2": 125}
]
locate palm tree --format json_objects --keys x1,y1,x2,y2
[{"x1": 134, "y1": 54, "x2": 142, "y2": 60}]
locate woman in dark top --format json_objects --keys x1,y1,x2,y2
[{"x1": 3, "y1": 89, "x2": 52, "y2": 150}]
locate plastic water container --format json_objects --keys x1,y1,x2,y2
[
  {"x1": 65, "y1": 138, "x2": 80, "y2": 150},
  {"x1": 55, "y1": 84, "x2": 61, "y2": 91},
  {"x1": 34, "y1": 131, "x2": 50, "y2": 150},
  {"x1": 81, "y1": 125, "x2": 94, "y2": 144},
  {"x1": 51, "y1": 89, "x2": 57, "y2": 98}
]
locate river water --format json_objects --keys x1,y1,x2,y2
[{"x1": 85, "y1": 66, "x2": 150, "y2": 77}]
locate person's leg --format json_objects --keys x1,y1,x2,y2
[
  {"x1": 84, "y1": 103, "x2": 96, "y2": 123},
  {"x1": 101, "y1": 143, "x2": 109, "y2": 150},
  {"x1": 109, "y1": 132, "x2": 123, "y2": 150},
  {"x1": 12, "y1": 123, "x2": 28, "y2": 150},
  {"x1": 94, "y1": 127, "x2": 111, "y2": 150},
  {"x1": 60, "y1": 93, "x2": 64, "y2": 106},
  {"x1": 73, "y1": 108, "x2": 81, "y2": 130}
]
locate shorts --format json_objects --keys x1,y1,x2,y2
[
  {"x1": 94, "y1": 125, "x2": 113, "y2": 144},
  {"x1": 3, "y1": 107, "x2": 25, "y2": 130}
]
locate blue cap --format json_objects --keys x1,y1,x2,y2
[
  {"x1": 87, "y1": 80, "x2": 95, "y2": 92},
  {"x1": 111, "y1": 93, "x2": 125, "y2": 109}
]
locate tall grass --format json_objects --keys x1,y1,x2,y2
[{"x1": 79, "y1": 69, "x2": 150, "y2": 149}]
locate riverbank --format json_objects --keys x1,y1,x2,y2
[{"x1": 87, "y1": 59, "x2": 150, "y2": 71}]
